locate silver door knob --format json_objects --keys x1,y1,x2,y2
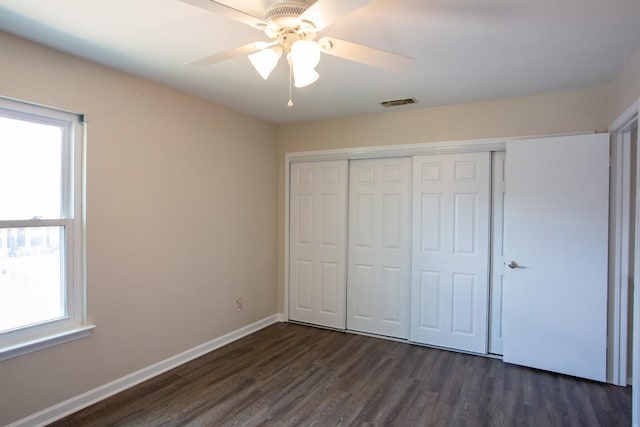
[{"x1": 507, "y1": 260, "x2": 520, "y2": 269}]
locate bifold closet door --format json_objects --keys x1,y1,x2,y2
[
  {"x1": 289, "y1": 161, "x2": 348, "y2": 329},
  {"x1": 411, "y1": 152, "x2": 491, "y2": 353},
  {"x1": 347, "y1": 158, "x2": 412, "y2": 339}
]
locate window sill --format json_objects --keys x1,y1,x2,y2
[{"x1": 0, "y1": 324, "x2": 95, "y2": 362}]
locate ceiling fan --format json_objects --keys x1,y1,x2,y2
[{"x1": 180, "y1": 0, "x2": 414, "y2": 105}]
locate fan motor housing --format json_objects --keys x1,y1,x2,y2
[
  {"x1": 264, "y1": 2, "x2": 308, "y2": 22},
  {"x1": 263, "y1": 1, "x2": 315, "y2": 40}
]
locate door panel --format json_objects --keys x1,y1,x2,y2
[
  {"x1": 452, "y1": 273, "x2": 475, "y2": 334},
  {"x1": 503, "y1": 134, "x2": 609, "y2": 381},
  {"x1": 290, "y1": 161, "x2": 347, "y2": 329},
  {"x1": 382, "y1": 267, "x2": 401, "y2": 321},
  {"x1": 347, "y1": 158, "x2": 412, "y2": 339},
  {"x1": 411, "y1": 153, "x2": 491, "y2": 353}
]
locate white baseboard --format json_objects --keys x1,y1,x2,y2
[{"x1": 9, "y1": 314, "x2": 282, "y2": 427}]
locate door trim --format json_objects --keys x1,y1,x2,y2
[
  {"x1": 610, "y1": 130, "x2": 632, "y2": 386},
  {"x1": 609, "y1": 97, "x2": 640, "y2": 426},
  {"x1": 489, "y1": 151, "x2": 506, "y2": 355}
]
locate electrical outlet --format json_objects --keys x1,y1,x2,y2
[{"x1": 236, "y1": 298, "x2": 243, "y2": 312}]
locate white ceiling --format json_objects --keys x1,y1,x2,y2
[{"x1": 1, "y1": 0, "x2": 639, "y2": 124}]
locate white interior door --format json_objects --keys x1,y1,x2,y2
[
  {"x1": 411, "y1": 152, "x2": 491, "y2": 353},
  {"x1": 289, "y1": 161, "x2": 348, "y2": 329},
  {"x1": 489, "y1": 151, "x2": 506, "y2": 355},
  {"x1": 503, "y1": 133, "x2": 609, "y2": 382},
  {"x1": 347, "y1": 158, "x2": 412, "y2": 339}
]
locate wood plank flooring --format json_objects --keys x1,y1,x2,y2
[{"x1": 50, "y1": 323, "x2": 631, "y2": 426}]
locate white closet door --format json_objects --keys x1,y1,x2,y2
[
  {"x1": 347, "y1": 158, "x2": 412, "y2": 339},
  {"x1": 489, "y1": 151, "x2": 506, "y2": 355},
  {"x1": 503, "y1": 134, "x2": 609, "y2": 381},
  {"x1": 411, "y1": 152, "x2": 491, "y2": 353},
  {"x1": 289, "y1": 161, "x2": 348, "y2": 329}
]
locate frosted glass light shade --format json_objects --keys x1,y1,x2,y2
[
  {"x1": 293, "y1": 67, "x2": 319, "y2": 88},
  {"x1": 291, "y1": 40, "x2": 321, "y2": 69},
  {"x1": 248, "y1": 47, "x2": 282, "y2": 80},
  {"x1": 290, "y1": 41, "x2": 321, "y2": 88}
]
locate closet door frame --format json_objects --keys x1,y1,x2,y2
[
  {"x1": 285, "y1": 138, "x2": 505, "y2": 325},
  {"x1": 609, "y1": 97, "x2": 639, "y2": 424}
]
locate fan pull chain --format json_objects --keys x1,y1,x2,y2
[{"x1": 287, "y1": 54, "x2": 293, "y2": 107}]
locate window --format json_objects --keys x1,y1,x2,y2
[{"x1": 0, "y1": 97, "x2": 93, "y2": 361}]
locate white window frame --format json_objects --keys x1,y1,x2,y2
[{"x1": 0, "y1": 97, "x2": 94, "y2": 361}]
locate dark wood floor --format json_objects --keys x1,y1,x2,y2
[{"x1": 50, "y1": 323, "x2": 631, "y2": 426}]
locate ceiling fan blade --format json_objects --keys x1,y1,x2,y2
[
  {"x1": 300, "y1": 0, "x2": 371, "y2": 32},
  {"x1": 185, "y1": 43, "x2": 261, "y2": 67},
  {"x1": 319, "y1": 37, "x2": 414, "y2": 72},
  {"x1": 179, "y1": 0, "x2": 266, "y2": 29}
]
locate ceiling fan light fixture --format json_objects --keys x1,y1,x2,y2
[
  {"x1": 293, "y1": 67, "x2": 319, "y2": 88},
  {"x1": 289, "y1": 40, "x2": 321, "y2": 87},
  {"x1": 181, "y1": 0, "x2": 417, "y2": 106},
  {"x1": 291, "y1": 40, "x2": 321, "y2": 69},
  {"x1": 248, "y1": 46, "x2": 283, "y2": 80}
]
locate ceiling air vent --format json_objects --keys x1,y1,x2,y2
[{"x1": 380, "y1": 98, "x2": 417, "y2": 108}]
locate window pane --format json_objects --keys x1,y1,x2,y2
[
  {"x1": 0, "y1": 227, "x2": 64, "y2": 332},
  {"x1": 0, "y1": 117, "x2": 63, "y2": 220}
]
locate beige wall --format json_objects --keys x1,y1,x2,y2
[
  {"x1": 0, "y1": 32, "x2": 278, "y2": 425},
  {"x1": 277, "y1": 85, "x2": 611, "y2": 312}
]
